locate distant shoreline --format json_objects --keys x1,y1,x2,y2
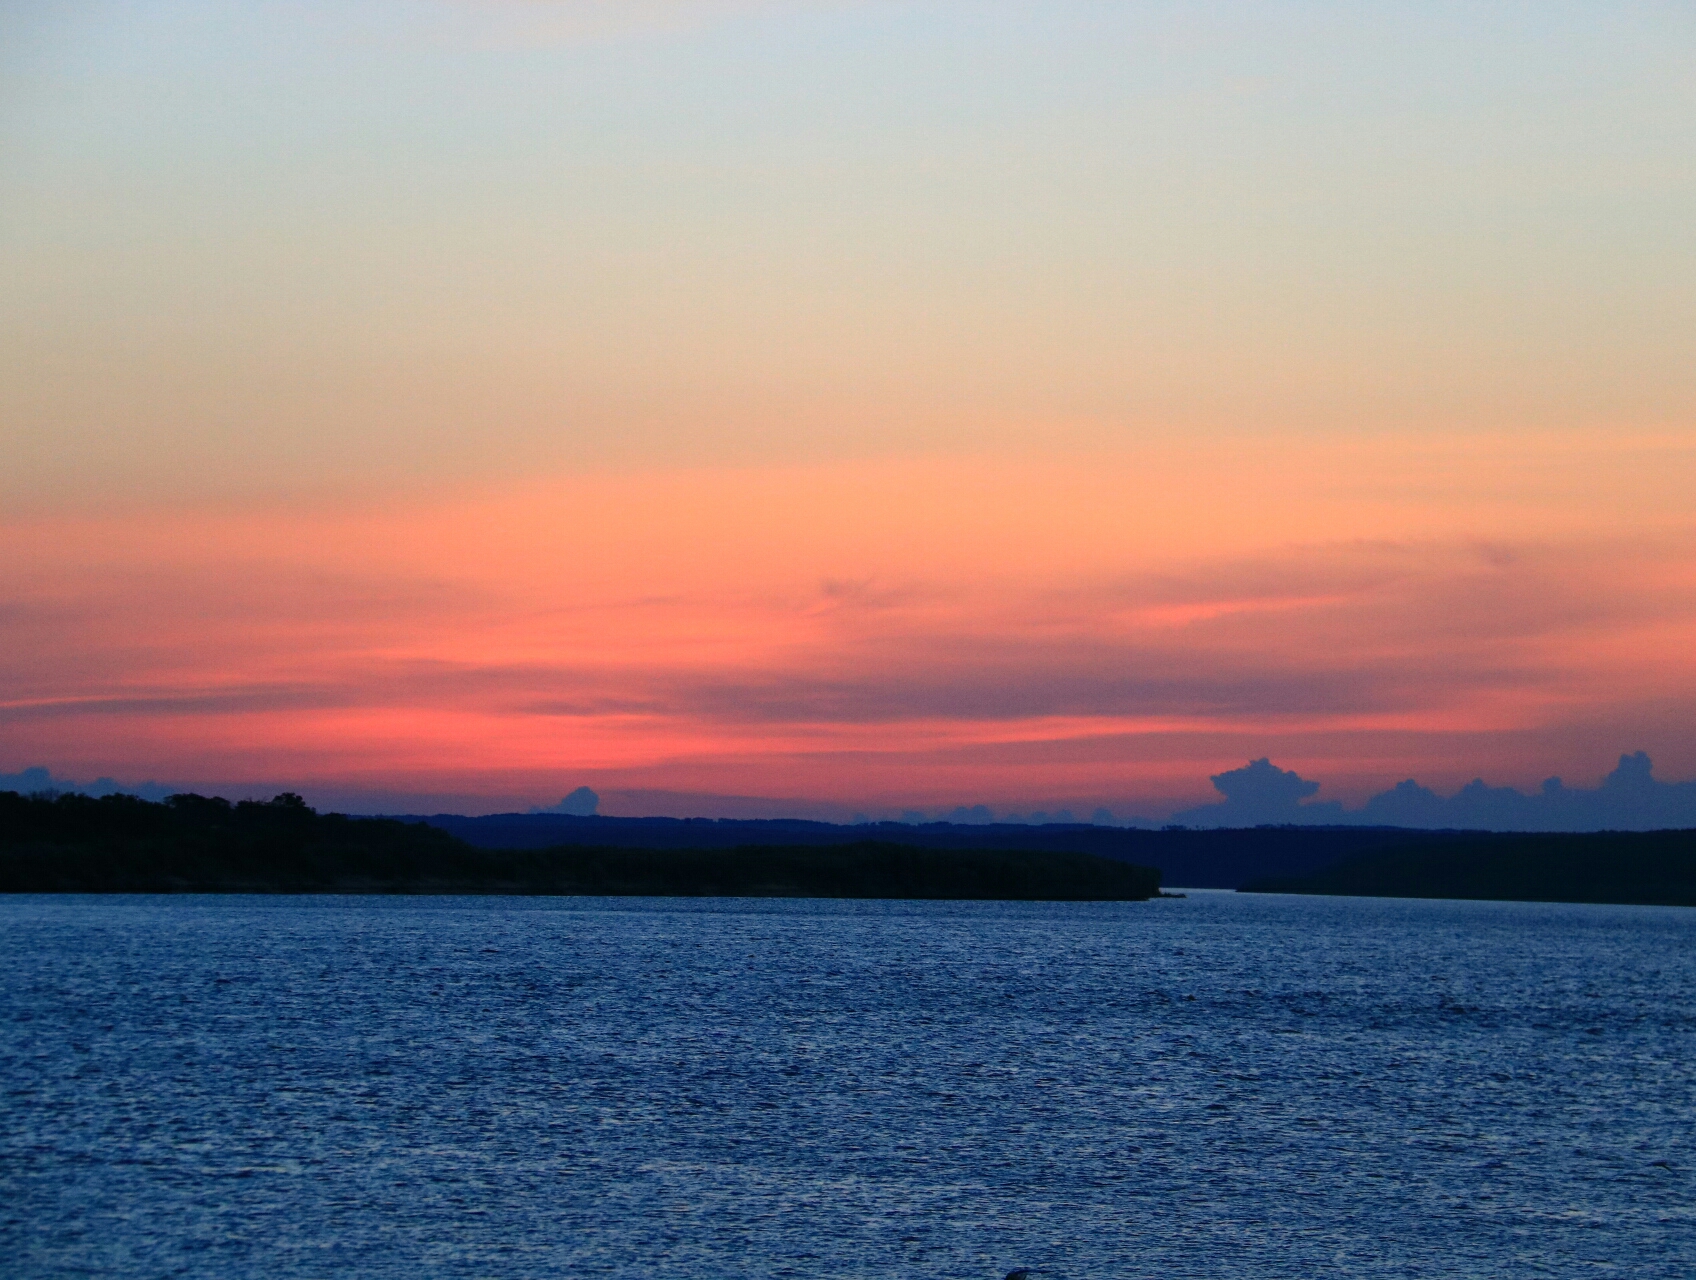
[
  {"x1": 0, "y1": 842, "x2": 1161, "y2": 902},
  {"x1": 0, "y1": 845, "x2": 1162, "y2": 901},
  {"x1": 9, "y1": 790, "x2": 1695, "y2": 905},
  {"x1": 0, "y1": 790, "x2": 1160, "y2": 901},
  {"x1": 1240, "y1": 829, "x2": 1696, "y2": 908}
]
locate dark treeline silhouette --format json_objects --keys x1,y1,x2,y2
[
  {"x1": 410, "y1": 813, "x2": 1696, "y2": 901},
  {"x1": 0, "y1": 791, "x2": 1159, "y2": 900},
  {"x1": 410, "y1": 812, "x2": 1500, "y2": 888},
  {"x1": 11, "y1": 789, "x2": 1692, "y2": 903},
  {"x1": 1241, "y1": 829, "x2": 1696, "y2": 906}
]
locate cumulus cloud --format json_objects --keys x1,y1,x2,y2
[
  {"x1": 0, "y1": 765, "x2": 174, "y2": 801},
  {"x1": 10, "y1": 750, "x2": 1694, "y2": 831},
  {"x1": 531, "y1": 785, "x2": 600, "y2": 815},
  {"x1": 1359, "y1": 751, "x2": 1696, "y2": 832},
  {"x1": 1169, "y1": 751, "x2": 1696, "y2": 832},
  {"x1": 1171, "y1": 758, "x2": 1344, "y2": 827}
]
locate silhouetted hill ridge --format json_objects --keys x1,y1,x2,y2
[{"x1": 400, "y1": 811, "x2": 1498, "y2": 888}]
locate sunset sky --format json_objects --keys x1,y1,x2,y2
[{"x1": 4, "y1": 1, "x2": 1695, "y2": 817}]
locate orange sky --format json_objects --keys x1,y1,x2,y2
[
  {"x1": 4, "y1": 4, "x2": 1695, "y2": 814},
  {"x1": 7, "y1": 434, "x2": 1695, "y2": 814}
]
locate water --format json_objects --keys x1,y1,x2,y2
[{"x1": 2, "y1": 891, "x2": 1692, "y2": 1279}]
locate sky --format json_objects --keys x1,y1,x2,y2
[{"x1": 4, "y1": 1, "x2": 1695, "y2": 817}]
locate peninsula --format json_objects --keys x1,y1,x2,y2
[{"x1": 0, "y1": 791, "x2": 1161, "y2": 901}]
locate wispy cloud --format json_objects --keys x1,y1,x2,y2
[{"x1": 5, "y1": 439, "x2": 1695, "y2": 807}]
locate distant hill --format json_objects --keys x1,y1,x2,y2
[
  {"x1": 399, "y1": 812, "x2": 1496, "y2": 888},
  {"x1": 0, "y1": 791, "x2": 1158, "y2": 900},
  {"x1": 1240, "y1": 829, "x2": 1696, "y2": 907},
  {"x1": 31, "y1": 790, "x2": 1686, "y2": 899}
]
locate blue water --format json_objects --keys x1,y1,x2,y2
[{"x1": 2, "y1": 891, "x2": 1692, "y2": 1278}]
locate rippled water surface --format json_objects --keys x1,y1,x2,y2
[{"x1": 3, "y1": 891, "x2": 1693, "y2": 1278}]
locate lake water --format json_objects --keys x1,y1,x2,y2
[{"x1": 2, "y1": 891, "x2": 1692, "y2": 1278}]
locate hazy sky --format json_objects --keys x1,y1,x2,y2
[{"x1": 4, "y1": 1, "x2": 1695, "y2": 814}]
